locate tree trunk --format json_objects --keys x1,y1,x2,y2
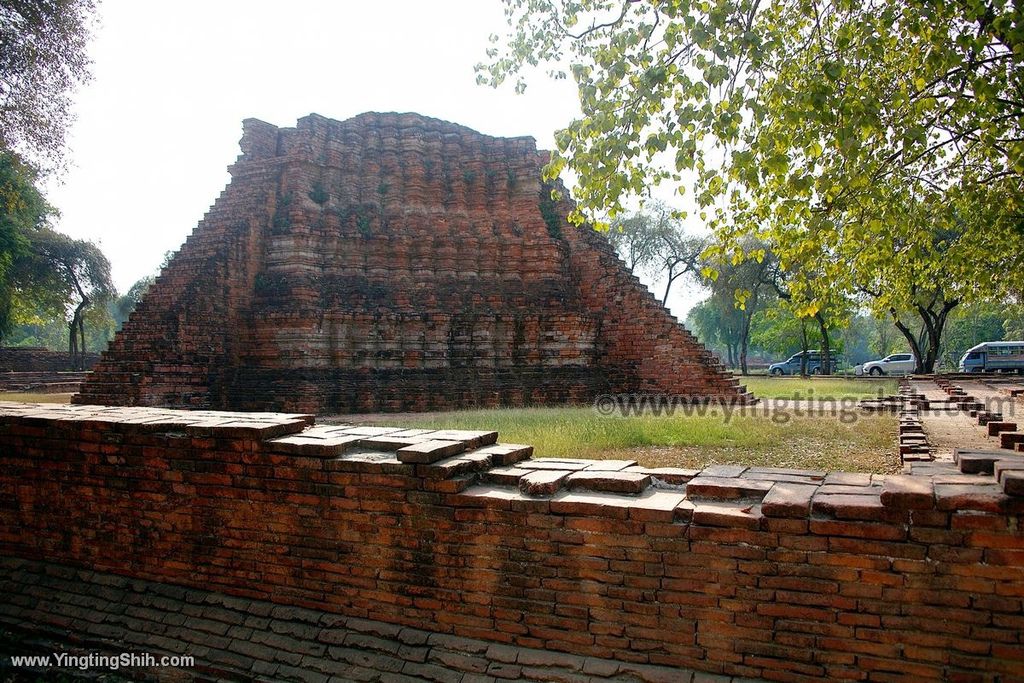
[
  {"x1": 739, "y1": 312, "x2": 753, "y2": 376},
  {"x1": 917, "y1": 300, "x2": 957, "y2": 373},
  {"x1": 891, "y1": 311, "x2": 925, "y2": 373},
  {"x1": 78, "y1": 316, "x2": 86, "y2": 369},
  {"x1": 661, "y1": 270, "x2": 677, "y2": 306},
  {"x1": 69, "y1": 299, "x2": 88, "y2": 371},
  {"x1": 661, "y1": 258, "x2": 692, "y2": 306},
  {"x1": 890, "y1": 300, "x2": 959, "y2": 374},
  {"x1": 815, "y1": 312, "x2": 832, "y2": 376},
  {"x1": 799, "y1": 321, "x2": 810, "y2": 376}
]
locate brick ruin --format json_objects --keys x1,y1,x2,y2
[
  {"x1": 73, "y1": 112, "x2": 749, "y2": 413},
  {"x1": 2, "y1": 402, "x2": 1024, "y2": 681}
]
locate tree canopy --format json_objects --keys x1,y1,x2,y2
[
  {"x1": 0, "y1": 153, "x2": 113, "y2": 360},
  {"x1": 0, "y1": 0, "x2": 97, "y2": 170},
  {"x1": 607, "y1": 200, "x2": 706, "y2": 302},
  {"x1": 0, "y1": 151, "x2": 47, "y2": 336},
  {"x1": 479, "y1": 0, "x2": 1024, "y2": 362}
]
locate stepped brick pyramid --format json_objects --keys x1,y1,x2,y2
[{"x1": 75, "y1": 112, "x2": 750, "y2": 413}]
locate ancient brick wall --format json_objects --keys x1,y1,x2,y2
[
  {"x1": 74, "y1": 113, "x2": 747, "y2": 413},
  {"x1": 0, "y1": 347, "x2": 99, "y2": 372},
  {"x1": 2, "y1": 403, "x2": 1023, "y2": 681}
]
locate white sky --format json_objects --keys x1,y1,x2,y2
[{"x1": 46, "y1": 0, "x2": 708, "y2": 319}]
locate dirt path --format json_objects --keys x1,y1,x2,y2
[{"x1": 912, "y1": 378, "x2": 1021, "y2": 462}]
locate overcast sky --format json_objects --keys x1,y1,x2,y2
[{"x1": 46, "y1": 0, "x2": 708, "y2": 319}]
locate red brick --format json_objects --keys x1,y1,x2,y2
[
  {"x1": 761, "y1": 483, "x2": 817, "y2": 518},
  {"x1": 935, "y1": 484, "x2": 1016, "y2": 513},
  {"x1": 565, "y1": 471, "x2": 651, "y2": 494},
  {"x1": 812, "y1": 493, "x2": 904, "y2": 522},
  {"x1": 879, "y1": 476, "x2": 934, "y2": 510},
  {"x1": 686, "y1": 476, "x2": 774, "y2": 500},
  {"x1": 396, "y1": 440, "x2": 466, "y2": 464}
]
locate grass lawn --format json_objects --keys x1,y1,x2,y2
[
  {"x1": 379, "y1": 406, "x2": 899, "y2": 473},
  {"x1": 0, "y1": 392, "x2": 74, "y2": 403},
  {"x1": 741, "y1": 376, "x2": 898, "y2": 400}
]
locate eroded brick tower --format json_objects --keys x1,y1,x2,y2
[{"x1": 74, "y1": 113, "x2": 751, "y2": 412}]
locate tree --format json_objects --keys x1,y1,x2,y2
[
  {"x1": 1005, "y1": 305, "x2": 1024, "y2": 340},
  {"x1": 852, "y1": 197, "x2": 1005, "y2": 372},
  {"x1": 655, "y1": 216, "x2": 705, "y2": 305},
  {"x1": 750, "y1": 298, "x2": 852, "y2": 371},
  {"x1": 687, "y1": 296, "x2": 744, "y2": 368},
  {"x1": 479, "y1": 0, "x2": 1024, "y2": 344},
  {"x1": 606, "y1": 212, "x2": 664, "y2": 275},
  {"x1": 606, "y1": 201, "x2": 706, "y2": 303},
  {"x1": 14, "y1": 228, "x2": 113, "y2": 368},
  {"x1": 749, "y1": 304, "x2": 805, "y2": 360},
  {"x1": 0, "y1": 0, "x2": 97, "y2": 170},
  {"x1": 0, "y1": 151, "x2": 48, "y2": 337},
  {"x1": 700, "y1": 245, "x2": 773, "y2": 374},
  {"x1": 836, "y1": 314, "x2": 873, "y2": 366},
  {"x1": 868, "y1": 311, "x2": 900, "y2": 359}
]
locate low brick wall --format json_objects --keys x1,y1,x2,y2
[
  {"x1": 0, "y1": 347, "x2": 99, "y2": 372},
  {"x1": 1, "y1": 403, "x2": 1023, "y2": 681}
]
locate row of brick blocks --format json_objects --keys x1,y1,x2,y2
[{"x1": 894, "y1": 384, "x2": 931, "y2": 463}]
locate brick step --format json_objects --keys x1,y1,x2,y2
[
  {"x1": 953, "y1": 448, "x2": 1024, "y2": 474},
  {"x1": 988, "y1": 421, "x2": 1018, "y2": 436},
  {"x1": 1000, "y1": 432, "x2": 1024, "y2": 450}
]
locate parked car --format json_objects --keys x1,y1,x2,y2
[
  {"x1": 861, "y1": 352, "x2": 917, "y2": 376},
  {"x1": 768, "y1": 350, "x2": 840, "y2": 376},
  {"x1": 959, "y1": 341, "x2": 1024, "y2": 373}
]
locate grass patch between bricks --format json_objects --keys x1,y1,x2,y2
[
  {"x1": 740, "y1": 376, "x2": 898, "y2": 400},
  {"x1": 382, "y1": 407, "x2": 900, "y2": 474}
]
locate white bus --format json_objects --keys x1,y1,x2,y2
[{"x1": 959, "y1": 341, "x2": 1024, "y2": 373}]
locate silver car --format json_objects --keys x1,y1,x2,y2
[{"x1": 861, "y1": 353, "x2": 917, "y2": 376}]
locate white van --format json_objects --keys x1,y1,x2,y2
[{"x1": 959, "y1": 341, "x2": 1024, "y2": 373}]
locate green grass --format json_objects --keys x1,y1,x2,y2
[
  {"x1": 741, "y1": 376, "x2": 898, "y2": 400},
  {"x1": 0, "y1": 392, "x2": 74, "y2": 403},
  {"x1": 371, "y1": 406, "x2": 899, "y2": 473}
]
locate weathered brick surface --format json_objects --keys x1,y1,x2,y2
[
  {"x1": 73, "y1": 113, "x2": 748, "y2": 413},
  {"x1": 3, "y1": 402, "x2": 1024, "y2": 682}
]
